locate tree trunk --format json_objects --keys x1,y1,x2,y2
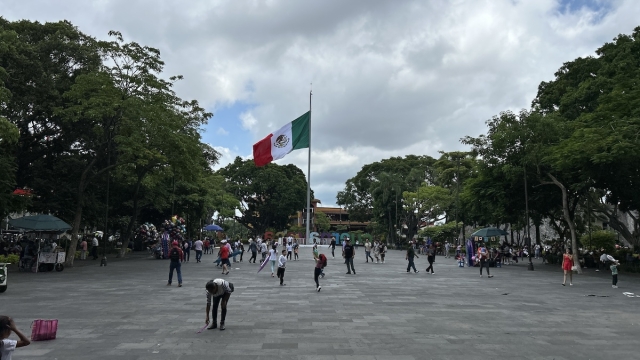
[
  {"x1": 65, "y1": 199, "x2": 84, "y2": 267},
  {"x1": 535, "y1": 223, "x2": 541, "y2": 244},
  {"x1": 65, "y1": 158, "x2": 96, "y2": 267},
  {"x1": 118, "y1": 171, "x2": 146, "y2": 258},
  {"x1": 548, "y1": 173, "x2": 582, "y2": 274},
  {"x1": 600, "y1": 205, "x2": 636, "y2": 247}
]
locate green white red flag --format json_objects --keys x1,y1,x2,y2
[{"x1": 252, "y1": 111, "x2": 310, "y2": 167}]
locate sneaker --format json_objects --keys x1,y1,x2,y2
[
  {"x1": 219, "y1": 324, "x2": 225, "y2": 331},
  {"x1": 178, "y1": 284, "x2": 182, "y2": 287},
  {"x1": 488, "y1": 275, "x2": 493, "y2": 278},
  {"x1": 353, "y1": 272, "x2": 356, "y2": 275},
  {"x1": 207, "y1": 323, "x2": 217, "y2": 330},
  {"x1": 480, "y1": 275, "x2": 483, "y2": 278},
  {"x1": 407, "y1": 270, "x2": 410, "y2": 273},
  {"x1": 346, "y1": 272, "x2": 352, "y2": 274},
  {"x1": 317, "y1": 286, "x2": 322, "y2": 292},
  {"x1": 280, "y1": 283, "x2": 286, "y2": 286},
  {"x1": 414, "y1": 271, "x2": 419, "y2": 273},
  {"x1": 612, "y1": 285, "x2": 617, "y2": 288},
  {"x1": 430, "y1": 272, "x2": 434, "y2": 275},
  {"x1": 595, "y1": 269, "x2": 599, "y2": 272},
  {"x1": 570, "y1": 283, "x2": 573, "y2": 286},
  {"x1": 166, "y1": 283, "x2": 171, "y2": 286}
]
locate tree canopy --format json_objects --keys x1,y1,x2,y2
[
  {"x1": 0, "y1": 18, "x2": 224, "y2": 265},
  {"x1": 217, "y1": 157, "x2": 309, "y2": 237}
]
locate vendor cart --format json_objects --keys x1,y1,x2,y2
[{"x1": 37, "y1": 251, "x2": 65, "y2": 272}]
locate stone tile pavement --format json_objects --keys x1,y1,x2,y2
[{"x1": 2, "y1": 247, "x2": 639, "y2": 359}]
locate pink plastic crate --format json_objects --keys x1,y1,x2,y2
[{"x1": 31, "y1": 319, "x2": 58, "y2": 341}]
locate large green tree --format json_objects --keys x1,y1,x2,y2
[
  {"x1": 0, "y1": 19, "x2": 223, "y2": 265},
  {"x1": 0, "y1": 80, "x2": 20, "y2": 217},
  {"x1": 0, "y1": 18, "x2": 102, "y2": 226},
  {"x1": 217, "y1": 157, "x2": 309, "y2": 237},
  {"x1": 337, "y1": 155, "x2": 436, "y2": 245}
]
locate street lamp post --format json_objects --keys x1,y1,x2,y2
[
  {"x1": 101, "y1": 130, "x2": 111, "y2": 267},
  {"x1": 524, "y1": 166, "x2": 533, "y2": 271}
]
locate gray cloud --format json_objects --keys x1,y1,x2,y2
[{"x1": 2, "y1": 0, "x2": 639, "y2": 206}]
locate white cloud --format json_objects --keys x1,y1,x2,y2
[
  {"x1": 210, "y1": 145, "x2": 249, "y2": 171},
  {"x1": 2, "y1": 0, "x2": 638, "y2": 206},
  {"x1": 239, "y1": 112, "x2": 257, "y2": 131},
  {"x1": 216, "y1": 127, "x2": 229, "y2": 136}
]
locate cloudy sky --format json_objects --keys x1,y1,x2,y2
[{"x1": 2, "y1": 0, "x2": 638, "y2": 206}]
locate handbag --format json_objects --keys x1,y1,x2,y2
[
  {"x1": 31, "y1": 319, "x2": 58, "y2": 341},
  {"x1": 571, "y1": 265, "x2": 578, "y2": 271}
]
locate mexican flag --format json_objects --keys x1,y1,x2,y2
[{"x1": 252, "y1": 111, "x2": 310, "y2": 167}]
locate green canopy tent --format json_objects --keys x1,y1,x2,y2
[
  {"x1": 9, "y1": 215, "x2": 71, "y2": 272},
  {"x1": 8, "y1": 215, "x2": 71, "y2": 232},
  {"x1": 470, "y1": 227, "x2": 508, "y2": 246}
]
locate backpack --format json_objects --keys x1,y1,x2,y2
[{"x1": 170, "y1": 248, "x2": 180, "y2": 261}]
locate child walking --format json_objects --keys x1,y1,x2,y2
[
  {"x1": 277, "y1": 249, "x2": 287, "y2": 286},
  {"x1": 0, "y1": 316, "x2": 31, "y2": 359},
  {"x1": 611, "y1": 260, "x2": 619, "y2": 288}
]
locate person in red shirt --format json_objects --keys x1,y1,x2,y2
[
  {"x1": 219, "y1": 240, "x2": 231, "y2": 275},
  {"x1": 167, "y1": 241, "x2": 184, "y2": 286},
  {"x1": 314, "y1": 253, "x2": 328, "y2": 292},
  {"x1": 204, "y1": 239, "x2": 210, "y2": 254}
]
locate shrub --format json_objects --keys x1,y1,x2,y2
[
  {"x1": 0, "y1": 254, "x2": 20, "y2": 264},
  {"x1": 581, "y1": 230, "x2": 616, "y2": 252}
]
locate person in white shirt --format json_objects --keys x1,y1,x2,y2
[
  {"x1": 0, "y1": 316, "x2": 31, "y2": 359},
  {"x1": 194, "y1": 239, "x2": 204, "y2": 263},
  {"x1": 277, "y1": 249, "x2": 287, "y2": 286},
  {"x1": 364, "y1": 241, "x2": 374, "y2": 263},
  {"x1": 286, "y1": 242, "x2": 293, "y2": 260},
  {"x1": 260, "y1": 242, "x2": 268, "y2": 262},
  {"x1": 205, "y1": 279, "x2": 234, "y2": 331},
  {"x1": 599, "y1": 251, "x2": 609, "y2": 272},
  {"x1": 268, "y1": 244, "x2": 278, "y2": 277},
  {"x1": 91, "y1": 236, "x2": 99, "y2": 260}
]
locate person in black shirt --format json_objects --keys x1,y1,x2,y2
[
  {"x1": 329, "y1": 237, "x2": 336, "y2": 259},
  {"x1": 406, "y1": 245, "x2": 419, "y2": 273},
  {"x1": 248, "y1": 240, "x2": 258, "y2": 263},
  {"x1": 343, "y1": 239, "x2": 356, "y2": 274}
]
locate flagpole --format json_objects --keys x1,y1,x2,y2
[{"x1": 305, "y1": 87, "x2": 312, "y2": 245}]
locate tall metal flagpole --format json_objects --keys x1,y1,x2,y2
[{"x1": 305, "y1": 87, "x2": 312, "y2": 244}]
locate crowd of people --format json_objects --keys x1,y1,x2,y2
[{"x1": 2, "y1": 230, "x2": 631, "y2": 349}]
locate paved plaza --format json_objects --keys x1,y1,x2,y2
[{"x1": 2, "y1": 247, "x2": 639, "y2": 360}]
